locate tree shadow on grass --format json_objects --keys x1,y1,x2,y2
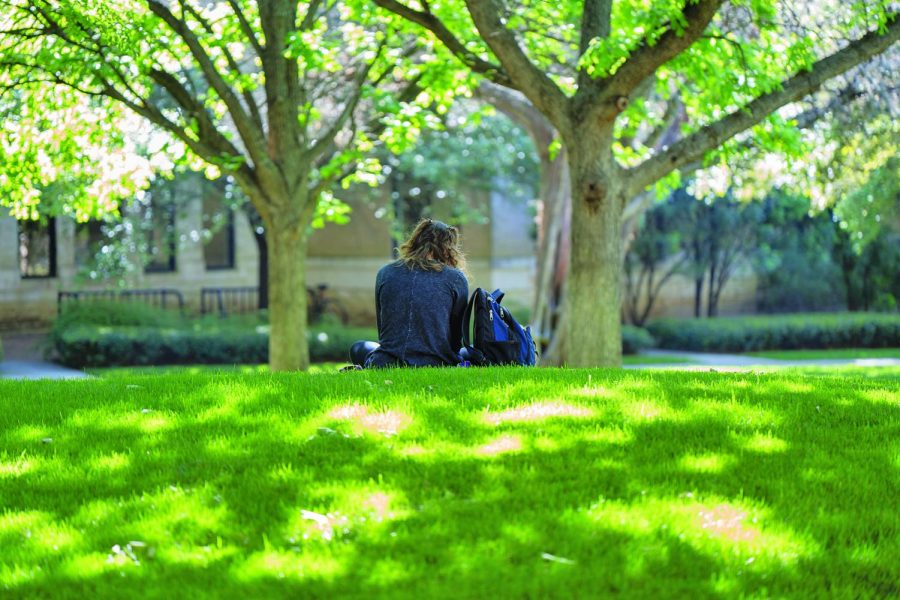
[{"x1": 1, "y1": 370, "x2": 898, "y2": 598}]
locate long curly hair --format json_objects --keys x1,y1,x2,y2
[{"x1": 397, "y1": 218, "x2": 467, "y2": 273}]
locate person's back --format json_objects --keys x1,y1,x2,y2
[
  {"x1": 349, "y1": 218, "x2": 469, "y2": 368},
  {"x1": 369, "y1": 261, "x2": 468, "y2": 367}
]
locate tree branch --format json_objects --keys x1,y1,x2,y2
[
  {"x1": 624, "y1": 14, "x2": 900, "y2": 199},
  {"x1": 371, "y1": 0, "x2": 511, "y2": 87},
  {"x1": 305, "y1": 52, "x2": 379, "y2": 162},
  {"x1": 300, "y1": 0, "x2": 325, "y2": 31},
  {"x1": 476, "y1": 80, "x2": 555, "y2": 149},
  {"x1": 148, "y1": 69, "x2": 245, "y2": 158},
  {"x1": 578, "y1": 0, "x2": 612, "y2": 90},
  {"x1": 148, "y1": 0, "x2": 269, "y2": 170},
  {"x1": 464, "y1": 0, "x2": 569, "y2": 129},
  {"x1": 607, "y1": 0, "x2": 724, "y2": 95},
  {"x1": 225, "y1": 0, "x2": 264, "y2": 57},
  {"x1": 181, "y1": 1, "x2": 264, "y2": 130}
]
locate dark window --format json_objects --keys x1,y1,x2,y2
[
  {"x1": 142, "y1": 185, "x2": 177, "y2": 273},
  {"x1": 202, "y1": 179, "x2": 235, "y2": 270},
  {"x1": 18, "y1": 218, "x2": 57, "y2": 278},
  {"x1": 74, "y1": 220, "x2": 107, "y2": 268}
]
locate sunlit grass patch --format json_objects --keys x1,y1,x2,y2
[
  {"x1": 0, "y1": 367, "x2": 897, "y2": 598},
  {"x1": 483, "y1": 401, "x2": 593, "y2": 425},
  {"x1": 329, "y1": 403, "x2": 412, "y2": 436}
]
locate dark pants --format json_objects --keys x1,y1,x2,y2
[
  {"x1": 350, "y1": 340, "x2": 380, "y2": 366},
  {"x1": 349, "y1": 340, "x2": 470, "y2": 367}
]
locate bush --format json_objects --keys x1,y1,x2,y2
[
  {"x1": 647, "y1": 313, "x2": 900, "y2": 353},
  {"x1": 0, "y1": 335, "x2": 3, "y2": 363},
  {"x1": 55, "y1": 300, "x2": 185, "y2": 329},
  {"x1": 51, "y1": 319, "x2": 378, "y2": 368},
  {"x1": 622, "y1": 325, "x2": 655, "y2": 354}
]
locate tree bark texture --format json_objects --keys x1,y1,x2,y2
[
  {"x1": 564, "y1": 135, "x2": 624, "y2": 367},
  {"x1": 266, "y1": 220, "x2": 310, "y2": 371}
]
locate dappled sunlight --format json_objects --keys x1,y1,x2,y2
[
  {"x1": 282, "y1": 487, "x2": 410, "y2": 547},
  {"x1": 477, "y1": 434, "x2": 523, "y2": 456},
  {"x1": 59, "y1": 552, "x2": 133, "y2": 581},
  {"x1": 679, "y1": 399, "x2": 780, "y2": 429},
  {"x1": 0, "y1": 510, "x2": 83, "y2": 580},
  {"x1": 0, "y1": 456, "x2": 38, "y2": 479},
  {"x1": 67, "y1": 409, "x2": 173, "y2": 435},
  {"x1": 232, "y1": 549, "x2": 342, "y2": 583},
  {"x1": 619, "y1": 399, "x2": 674, "y2": 422},
  {"x1": 697, "y1": 504, "x2": 756, "y2": 542},
  {"x1": 584, "y1": 428, "x2": 633, "y2": 446},
  {"x1": 777, "y1": 381, "x2": 815, "y2": 394},
  {"x1": 858, "y1": 388, "x2": 900, "y2": 405},
  {"x1": 329, "y1": 403, "x2": 412, "y2": 437},
  {"x1": 86, "y1": 452, "x2": 131, "y2": 475},
  {"x1": 571, "y1": 385, "x2": 619, "y2": 400},
  {"x1": 4, "y1": 424, "x2": 52, "y2": 445},
  {"x1": 1, "y1": 369, "x2": 897, "y2": 596},
  {"x1": 69, "y1": 484, "x2": 232, "y2": 568},
  {"x1": 483, "y1": 401, "x2": 593, "y2": 425},
  {"x1": 678, "y1": 452, "x2": 735, "y2": 474},
  {"x1": 584, "y1": 495, "x2": 817, "y2": 572},
  {"x1": 738, "y1": 433, "x2": 789, "y2": 454}
]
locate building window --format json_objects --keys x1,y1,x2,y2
[
  {"x1": 74, "y1": 220, "x2": 106, "y2": 268},
  {"x1": 18, "y1": 218, "x2": 57, "y2": 279},
  {"x1": 202, "y1": 178, "x2": 235, "y2": 270},
  {"x1": 142, "y1": 184, "x2": 177, "y2": 273}
]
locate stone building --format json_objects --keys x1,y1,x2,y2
[{"x1": 0, "y1": 175, "x2": 537, "y2": 330}]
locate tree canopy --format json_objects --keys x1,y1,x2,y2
[
  {"x1": 376, "y1": 0, "x2": 898, "y2": 365},
  {"x1": 0, "y1": 0, "x2": 454, "y2": 370}
]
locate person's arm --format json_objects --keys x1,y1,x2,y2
[
  {"x1": 374, "y1": 269, "x2": 383, "y2": 337},
  {"x1": 449, "y1": 272, "x2": 469, "y2": 351}
]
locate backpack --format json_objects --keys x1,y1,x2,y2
[{"x1": 461, "y1": 288, "x2": 537, "y2": 366}]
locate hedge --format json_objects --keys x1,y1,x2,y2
[
  {"x1": 50, "y1": 300, "x2": 655, "y2": 366},
  {"x1": 647, "y1": 312, "x2": 900, "y2": 352},
  {"x1": 622, "y1": 325, "x2": 655, "y2": 354},
  {"x1": 51, "y1": 322, "x2": 378, "y2": 368}
]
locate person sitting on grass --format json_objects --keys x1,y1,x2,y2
[{"x1": 349, "y1": 218, "x2": 469, "y2": 368}]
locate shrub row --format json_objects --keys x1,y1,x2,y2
[
  {"x1": 51, "y1": 299, "x2": 656, "y2": 366},
  {"x1": 51, "y1": 323, "x2": 377, "y2": 368},
  {"x1": 647, "y1": 312, "x2": 900, "y2": 352},
  {"x1": 622, "y1": 325, "x2": 655, "y2": 355}
]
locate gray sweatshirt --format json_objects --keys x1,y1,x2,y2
[{"x1": 368, "y1": 261, "x2": 469, "y2": 367}]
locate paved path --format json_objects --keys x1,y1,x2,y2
[
  {"x1": 627, "y1": 349, "x2": 900, "y2": 370},
  {"x1": 1, "y1": 332, "x2": 90, "y2": 380},
  {"x1": 0, "y1": 360, "x2": 90, "y2": 380}
]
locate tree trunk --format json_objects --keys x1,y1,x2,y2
[
  {"x1": 266, "y1": 222, "x2": 309, "y2": 371},
  {"x1": 531, "y1": 148, "x2": 570, "y2": 363},
  {"x1": 707, "y1": 261, "x2": 718, "y2": 317},
  {"x1": 245, "y1": 205, "x2": 269, "y2": 310},
  {"x1": 255, "y1": 230, "x2": 269, "y2": 310},
  {"x1": 564, "y1": 140, "x2": 623, "y2": 367},
  {"x1": 694, "y1": 276, "x2": 704, "y2": 318}
]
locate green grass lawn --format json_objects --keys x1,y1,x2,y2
[
  {"x1": 1, "y1": 368, "x2": 898, "y2": 598},
  {"x1": 747, "y1": 348, "x2": 900, "y2": 361},
  {"x1": 88, "y1": 356, "x2": 696, "y2": 377}
]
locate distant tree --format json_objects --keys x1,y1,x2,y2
[
  {"x1": 381, "y1": 109, "x2": 538, "y2": 243},
  {"x1": 623, "y1": 201, "x2": 685, "y2": 326},
  {"x1": 663, "y1": 188, "x2": 762, "y2": 318},
  {"x1": 753, "y1": 192, "x2": 844, "y2": 313}
]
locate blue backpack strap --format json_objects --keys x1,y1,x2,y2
[{"x1": 491, "y1": 289, "x2": 505, "y2": 303}]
